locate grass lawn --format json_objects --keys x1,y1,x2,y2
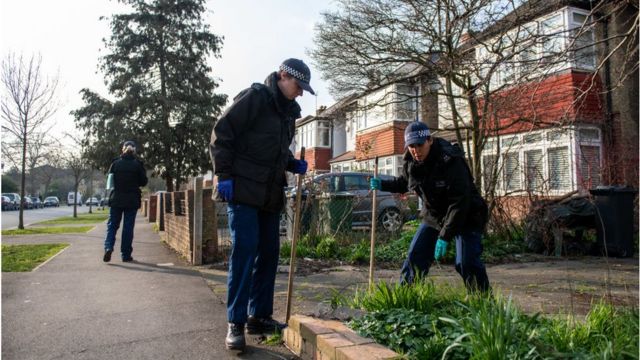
[
  {"x1": 2, "y1": 243, "x2": 69, "y2": 272},
  {"x1": 2, "y1": 226, "x2": 94, "y2": 235},
  {"x1": 36, "y1": 211, "x2": 109, "y2": 225}
]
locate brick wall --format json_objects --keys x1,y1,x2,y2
[
  {"x1": 163, "y1": 191, "x2": 192, "y2": 259},
  {"x1": 296, "y1": 147, "x2": 332, "y2": 172},
  {"x1": 483, "y1": 71, "x2": 604, "y2": 134},
  {"x1": 202, "y1": 188, "x2": 218, "y2": 263},
  {"x1": 148, "y1": 195, "x2": 157, "y2": 223},
  {"x1": 160, "y1": 187, "x2": 221, "y2": 264},
  {"x1": 355, "y1": 121, "x2": 409, "y2": 160}
]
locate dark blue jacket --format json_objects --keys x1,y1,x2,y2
[
  {"x1": 210, "y1": 72, "x2": 299, "y2": 213},
  {"x1": 381, "y1": 138, "x2": 488, "y2": 241},
  {"x1": 108, "y1": 154, "x2": 148, "y2": 209}
]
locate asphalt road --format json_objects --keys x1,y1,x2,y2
[{"x1": 1, "y1": 205, "x2": 99, "y2": 230}]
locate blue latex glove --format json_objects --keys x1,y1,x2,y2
[
  {"x1": 217, "y1": 179, "x2": 233, "y2": 202},
  {"x1": 370, "y1": 177, "x2": 381, "y2": 190},
  {"x1": 434, "y1": 238, "x2": 448, "y2": 260},
  {"x1": 293, "y1": 159, "x2": 307, "y2": 174}
]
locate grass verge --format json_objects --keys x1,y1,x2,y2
[
  {"x1": 2, "y1": 243, "x2": 69, "y2": 272},
  {"x1": 36, "y1": 212, "x2": 109, "y2": 225},
  {"x1": 2, "y1": 226, "x2": 94, "y2": 235}
]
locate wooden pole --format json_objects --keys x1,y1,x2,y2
[
  {"x1": 368, "y1": 156, "x2": 379, "y2": 290},
  {"x1": 285, "y1": 147, "x2": 305, "y2": 323}
]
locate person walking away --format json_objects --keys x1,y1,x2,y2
[
  {"x1": 210, "y1": 58, "x2": 312, "y2": 350},
  {"x1": 370, "y1": 121, "x2": 490, "y2": 293},
  {"x1": 103, "y1": 140, "x2": 148, "y2": 263}
]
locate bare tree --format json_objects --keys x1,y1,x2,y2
[
  {"x1": 311, "y1": 0, "x2": 638, "y2": 218},
  {"x1": 64, "y1": 149, "x2": 88, "y2": 218},
  {"x1": 1, "y1": 53, "x2": 58, "y2": 229}
]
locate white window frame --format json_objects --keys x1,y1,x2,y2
[{"x1": 480, "y1": 126, "x2": 601, "y2": 196}]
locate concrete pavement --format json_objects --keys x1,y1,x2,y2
[{"x1": 2, "y1": 216, "x2": 297, "y2": 359}]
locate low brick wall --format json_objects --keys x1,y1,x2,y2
[
  {"x1": 148, "y1": 195, "x2": 157, "y2": 223},
  {"x1": 202, "y1": 188, "x2": 218, "y2": 263},
  {"x1": 160, "y1": 187, "x2": 220, "y2": 264},
  {"x1": 285, "y1": 315, "x2": 398, "y2": 360},
  {"x1": 164, "y1": 191, "x2": 193, "y2": 259}
]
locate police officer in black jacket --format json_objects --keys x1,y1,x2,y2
[
  {"x1": 103, "y1": 141, "x2": 148, "y2": 263},
  {"x1": 210, "y1": 58, "x2": 312, "y2": 350},
  {"x1": 370, "y1": 122, "x2": 490, "y2": 293}
]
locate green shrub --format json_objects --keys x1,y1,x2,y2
[
  {"x1": 351, "y1": 277, "x2": 463, "y2": 313},
  {"x1": 347, "y1": 239, "x2": 370, "y2": 264},
  {"x1": 347, "y1": 281, "x2": 639, "y2": 359},
  {"x1": 315, "y1": 236, "x2": 339, "y2": 259}
]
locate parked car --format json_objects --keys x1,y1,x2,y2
[
  {"x1": 30, "y1": 196, "x2": 44, "y2": 209},
  {"x1": 2, "y1": 193, "x2": 20, "y2": 210},
  {"x1": 85, "y1": 197, "x2": 100, "y2": 206},
  {"x1": 43, "y1": 196, "x2": 60, "y2": 207},
  {"x1": 2, "y1": 196, "x2": 13, "y2": 211},
  {"x1": 21, "y1": 196, "x2": 33, "y2": 210},
  {"x1": 288, "y1": 172, "x2": 418, "y2": 232}
]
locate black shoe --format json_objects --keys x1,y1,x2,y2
[
  {"x1": 103, "y1": 250, "x2": 113, "y2": 262},
  {"x1": 246, "y1": 316, "x2": 286, "y2": 334},
  {"x1": 225, "y1": 323, "x2": 246, "y2": 350},
  {"x1": 122, "y1": 257, "x2": 134, "y2": 262}
]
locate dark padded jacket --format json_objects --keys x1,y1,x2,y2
[
  {"x1": 108, "y1": 154, "x2": 148, "y2": 209},
  {"x1": 380, "y1": 137, "x2": 488, "y2": 241},
  {"x1": 210, "y1": 72, "x2": 299, "y2": 213}
]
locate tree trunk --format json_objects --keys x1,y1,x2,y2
[{"x1": 18, "y1": 131, "x2": 27, "y2": 229}]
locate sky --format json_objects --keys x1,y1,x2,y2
[{"x1": 0, "y1": 0, "x2": 336, "y2": 145}]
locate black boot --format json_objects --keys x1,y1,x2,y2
[
  {"x1": 246, "y1": 316, "x2": 286, "y2": 334},
  {"x1": 103, "y1": 250, "x2": 113, "y2": 262},
  {"x1": 225, "y1": 323, "x2": 245, "y2": 350}
]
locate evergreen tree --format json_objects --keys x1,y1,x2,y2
[{"x1": 73, "y1": 0, "x2": 226, "y2": 191}]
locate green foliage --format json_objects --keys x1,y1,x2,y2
[
  {"x1": 538, "y1": 302, "x2": 640, "y2": 359},
  {"x1": 315, "y1": 236, "x2": 339, "y2": 259},
  {"x1": 348, "y1": 282, "x2": 640, "y2": 360},
  {"x1": 1, "y1": 176, "x2": 18, "y2": 193},
  {"x1": 347, "y1": 238, "x2": 370, "y2": 264},
  {"x1": 351, "y1": 277, "x2": 463, "y2": 313},
  {"x1": 2, "y1": 243, "x2": 69, "y2": 272},
  {"x1": 440, "y1": 296, "x2": 542, "y2": 359},
  {"x1": 264, "y1": 329, "x2": 283, "y2": 346},
  {"x1": 37, "y1": 213, "x2": 109, "y2": 224},
  {"x1": 482, "y1": 224, "x2": 528, "y2": 262},
  {"x1": 73, "y1": 0, "x2": 227, "y2": 190}
]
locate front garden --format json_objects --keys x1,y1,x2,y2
[{"x1": 278, "y1": 221, "x2": 639, "y2": 359}]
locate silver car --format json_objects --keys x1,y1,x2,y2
[{"x1": 290, "y1": 172, "x2": 417, "y2": 232}]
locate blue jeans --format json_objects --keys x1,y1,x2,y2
[
  {"x1": 226, "y1": 202, "x2": 280, "y2": 324},
  {"x1": 104, "y1": 207, "x2": 138, "y2": 260},
  {"x1": 400, "y1": 223, "x2": 490, "y2": 292}
]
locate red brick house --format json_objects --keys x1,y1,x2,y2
[{"x1": 295, "y1": 0, "x2": 638, "y2": 198}]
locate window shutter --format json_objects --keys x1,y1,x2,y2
[
  {"x1": 482, "y1": 154, "x2": 498, "y2": 194},
  {"x1": 503, "y1": 152, "x2": 521, "y2": 191},
  {"x1": 525, "y1": 149, "x2": 543, "y2": 191},
  {"x1": 548, "y1": 147, "x2": 570, "y2": 190},
  {"x1": 579, "y1": 145, "x2": 601, "y2": 188}
]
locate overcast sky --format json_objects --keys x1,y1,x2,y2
[{"x1": 0, "y1": 0, "x2": 335, "y2": 144}]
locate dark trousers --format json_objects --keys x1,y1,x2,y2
[
  {"x1": 104, "y1": 207, "x2": 138, "y2": 260},
  {"x1": 226, "y1": 202, "x2": 280, "y2": 324},
  {"x1": 400, "y1": 223, "x2": 490, "y2": 292}
]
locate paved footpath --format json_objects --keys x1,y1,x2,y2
[{"x1": 2, "y1": 216, "x2": 296, "y2": 360}]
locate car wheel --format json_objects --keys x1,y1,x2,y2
[{"x1": 379, "y1": 208, "x2": 403, "y2": 232}]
